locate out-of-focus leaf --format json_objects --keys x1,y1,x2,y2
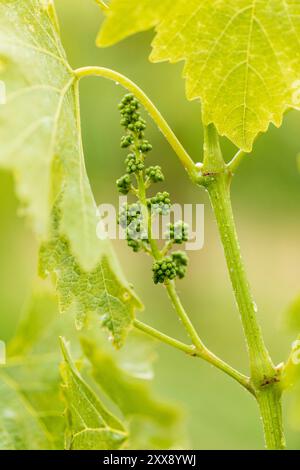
[
  {"x1": 81, "y1": 335, "x2": 185, "y2": 449},
  {"x1": 0, "y1": 0, "x2": 142, "y2": 346},
  {"x1": 0, "y1": 287, "x2": 64, "y2": 450},
  {"x1": 8, "y1": 285, "x2": 59, "y2": 356},
  {"x1": 98, "y1": 0, "x2": 300, "y2": 151},
  {"x1": 286, "y1": 295, "x2": 300, "y2": 332},
  {"x1": 97, "y1": 0, "x2": 172, "y2": 47},
  {"x1": 0, "y1": 372, "x2": 52, "y2": 450},
  {"x1": 60, "y1": 338, "x2": 127, "y2": 450},
  {"x1": 282, "y1": 336, "x2": 300, "y2": 389}
]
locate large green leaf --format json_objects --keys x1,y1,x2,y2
[
  {"x1": 0, "y1": 0, "x2": 142, "y2": 346},
  {"x1": 98, "y1": 0, "x2": 300, "y2": 151},
  {"x1": 286, "y1": 295, "x2": 300, "y2": 332},
  {"x1": 60, "y1": 338, "x2": 127, "y2": 450}
]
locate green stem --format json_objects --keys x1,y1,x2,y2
[
  {"x1": 257, "y1": 386, "x2": 286, "y2": 450},
  {"x1": 165, "y1": 281, "x2": 206, "y2": 351},
  {"x1": 202, "y1": 124, "x2": 285, "y2": 449},
  {"x1": 208, "y1": 174, "x2": 274, "y2": 381},
  {"x1": 133, "y1": 319, "x2": 197, "y2": 356},
  {"x1": 134, "y1": 319, "x2": 252, "y2": 393},
  {"x1": 74, "y1": 67, "x2": 197, "y2": 180},
  {"x1": 227, "y1": 149, "x2": 248, "y2": 174}
]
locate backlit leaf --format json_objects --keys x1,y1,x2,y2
[
  {"x1": 98, "y1": 0, "x2": 300, "y2": 151},
  {"x1": 0, "y1": 0, "x2": 142, "y2": 346},
  {"x1": 0, "y1": 288, "x2": 65, "y2": 450},
  {"x1": 81, "y1": 334, "x2": 185, "y2": 449}
]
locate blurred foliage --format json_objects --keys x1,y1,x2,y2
[
  {"x1": 0, "y1": 0, "x2": 300, "y2": 449},
  {"x1": 0, "y1": 284, "x2": 185, "y2": 449}
]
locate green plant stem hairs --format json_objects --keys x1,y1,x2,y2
[{"x1": 75, "y1": 67, "x2": 286, "y2": 450}]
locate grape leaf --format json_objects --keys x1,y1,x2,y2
[
  {"x1": 0, "y1": 288, "x2": 64, "y2": 450},
  {"x1": 98, "y1": 0, "x2": 300, "y2": 151},
  {"x1": 60, "y1": 338, "x2": 127, "y2": 450},
  {"x1": 97, "y1": 0, "x2": 173, "y2": 47},
  {"x1": 0, "y1": 0, "x2": 142, "y2": 346},
  {"x1": 81, "y1": 334, "x2": 185, "y2": 450}
]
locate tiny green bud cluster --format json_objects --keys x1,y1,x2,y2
[
  {"x1": 116, "y1": 94, "x2": 154, "y2": 196},
  {"x1": 146, "y1": 165, "x2": 165, "y2": 183},
  {"x1": 172, "y1": 251, "x2": 189, "y2": 279},
  {"x1": 125, "y1": 153, "x2": 144, "y2": 174},
  {"x1": 116, "y1": 174, "x2": 131, "y2": 195},
  {"x1": 167, "y1": 221, "x2": 189, "y2": 244},
  {"x1": 152, "y1": 251, "x2": 189, "y2": 284},
  {"x1": 152, "y1": 257, "x2": 177, "y2": 284},
  {"x1": 147, "y1": 191, "x2": 171, "y2": 215},
  {"x1": 118, "y1": 203, "x2": 147, "y2": 252},
  {"x1": 116, "y1": 94, "x2": 189, "y2": 282}
]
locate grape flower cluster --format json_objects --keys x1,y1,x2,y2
[{"x1": 116, "y1": 93, "x2": 189, "y2": 283}]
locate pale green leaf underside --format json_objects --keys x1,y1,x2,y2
[
  {"x1": 82, "y1": 335, "x2": 185, "y2": 449},
  {"x1": 98, "y1": 0, "x2": 300, "y2": 151},
  {"x1": 60, "y1": 338, "x2": 127, "y2": 450},
  {"x1": 0, "y1": 0, "x2": 142, "y2": 345}
]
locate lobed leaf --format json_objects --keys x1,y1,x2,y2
[
  {"x1": 0, "y1": 0, "x2": 142, "y2": 346},
  {"x1": 81, "y1": 334, "x2": 185, "y2": 449},
  {"x1": 98, "y1": 0, "x2": 300, "y2": 151},
  {"x1": 60, "y1": 338, "x2": 127, "y2": 450}
]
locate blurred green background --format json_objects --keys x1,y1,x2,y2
[{"x1": 1, "y1": 0, "x2": 300, "y2": 449}]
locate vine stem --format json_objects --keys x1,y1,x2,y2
[
  {"x1": 135, "y1": 173, "x2": 252, "y2": 393},
  {"x1": 202, "y1": 124, "x2": 286, "y2": 450},
  {"x1": 74, "y1": 66, "x2": 197, "y2": 180},
  {"x1": 134, "y1": 318, "x2": 253, "y2": 393},
  {"x1": 227, "y1": 149, "x2": 248, "y2": 174}
]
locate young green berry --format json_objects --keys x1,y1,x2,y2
[
  {"x1": 118, "y1": 203, "x2": 143, "y2": 229},
  {"x1": 145, "y1": 165, "x2": 164, "y2": 183},
  {"x1": 125, "y1": 153, "x2": 145, "y2": 174},
  {"x1": 122, "y1": 93, "x2": 139, "y2": 105},
  {"x1": 120, "y1": 135, "x2": 134, "y2": 148},
  {"x1": 172, "y1": 251, "x2": 189, "y2": 279},
  {"x1": 127, "y1": 238, "x2": 142, "y2": 253},
  {"x1": 138, "y1": 140, "x2": 152, "y2": 153},
  {"x1": 120, "y1": 117, "x2": 130, "y2": 127},
  {"x1": 152, "y1": 257, "x2": 177, "y2": 284},
  {"x1": 134, "y1": 119, "x2": 146, "y2": 132},
  {"x1": 167, "y1": 221, "x2": 189, "y2": 243},
  {"x1": 116, "y1": 174, "x2": 131, "y2": 195},
  {"x1": 148, "y1": 191, "x2": 171, "y2": 215}
]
